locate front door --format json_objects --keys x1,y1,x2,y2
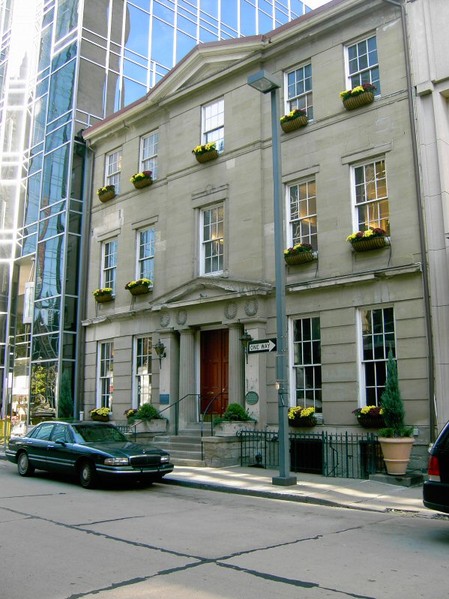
[{"x1": 200, "y1": 329, "x2": 228, "y2": 416}]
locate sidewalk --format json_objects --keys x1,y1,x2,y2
[
  {"x1": 0, "y1": 445, "x2": 429, "y2": 516},
  {"x1": 164, "y1": 465, "x2": 430, "y2": 516}
]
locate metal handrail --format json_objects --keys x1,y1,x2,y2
[
  {"x1": 158, "y1": 393, "x2": 201, "y2": 435},
  {"x1": 200, "y1": 391, "x2": 227, "y2": 437}
]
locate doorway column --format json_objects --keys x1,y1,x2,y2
[
  {"x1": 179, "y1": 328, "x2": 197, "y2": 427},
  {"x1": 228, "y1": 324, "x2": 245, "y2": 406}
]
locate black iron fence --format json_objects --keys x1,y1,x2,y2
[{"x1": 238, "y1": 430, "x2": 384, "y2": 479}]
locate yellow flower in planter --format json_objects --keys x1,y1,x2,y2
[
  {"x1": 130, "y1": 170, "x2": 152, "y2": 183},
  {"x1": 192, "y1": 142, "x2": 217, "y2": 155},
  {"x1": 92, "y1": 287, "x2": 113, "y2": 297},
  {"x1": 90, "y1": 407, "x2": 111, "y2": 417},
  {"x1": 280, "y1": 108, "x2": 307, "y2": 123},
  {"x1": 340, "y1": 82, "x2": 376, "y2": 101},
  {"x1": 346, "y1": 227, "x2": 386, "y2": 243},
  {"x1": 124, "y1": 278, "x2": 152, "y2": 290},
  {"x1": 97, "y1": 184, "x2": 115, "y2": 196}
]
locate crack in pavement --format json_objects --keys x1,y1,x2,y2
[{"x1": 0, "y1": 504, "x2": 377, "y2": 599}]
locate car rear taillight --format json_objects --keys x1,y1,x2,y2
[{"x1": 427, "y1": 454, "x2": 441, "y2": 481}]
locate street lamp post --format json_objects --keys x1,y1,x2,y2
[{"x1": 247, "y1": 70, "x2": 297, "y2": 486}]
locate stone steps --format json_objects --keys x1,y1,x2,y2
[{"x1": 151, "y1": 427, "x2": 206, "y2": 467}]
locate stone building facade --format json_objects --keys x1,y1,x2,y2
[{"x1": 82, "y1": 0, "x2": 449, "y2": 468}]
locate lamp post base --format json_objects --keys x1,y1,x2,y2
[{"x1": 272, "y1": 475, "x2": 297, "y2": 487}]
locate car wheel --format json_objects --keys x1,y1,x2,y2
[
  {"x1": 78, "y1": 461, "x2": 97, "y2": 489},
  {"x1": 17, "y1": 452, "x2": 34, "y2": 477}
]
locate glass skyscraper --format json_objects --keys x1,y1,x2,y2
[{"x1": 0, "y1": 0, "x2": 311, "y2": 424}]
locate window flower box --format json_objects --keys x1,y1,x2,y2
[
  {"x1": 284, "y1": 243, "x2": 315, "y2": 265},
  {"x1": 280, "y1": 108, "x2": 308, "y2": 133},
  {"x1": 125, "y1": 278, "x2": 153, "y2": 296},
  {"x1": 93, "y1": 287, "x2": 114, "y2": 302},
  {"x1": 340, "y1": 83, "x2": 376, "y2": 111},
  {"x1": 90, "y1": 407, "x2": 111, "y2": 422},
  {"x1": 347, "y1": 227, "x2": 388, "y2": 252},
  {"x1": 288, "y1": 406, "x2": 317, "y2": 428},
  {"x1": 192, "y1": 142, "x2": 219, "y2": 163},
  {"x1": 97, "y1": 185, "x2": 116, "y2": 202},
  {"x1": 130, "y1": 171, "x2": 153, "y2": 189},
  {"x1": 353, "y1": 406, "x2": 386, "y2": 429}
]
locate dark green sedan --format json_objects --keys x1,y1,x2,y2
[{"x1": 6, "y1": 420, "x2": 174, "y2": 488}]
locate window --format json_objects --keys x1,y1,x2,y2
[
  {"x1": 98, "y1": 341, "x2": 114, "y2": 409},
  {"x1": 202, "y1": 98, "x2": 224, "y2": 152},
  {"x1": 346, "y1": 35, "x2": 380, "y2": 94},
  {"x1": 292, "y1": 317, "x2": 322, "y2": 413},
  {"x1": 201, "y1": 204, "x2": 224, "y2": 275},
  {"x1": 140, "y1": 131, "x2": 159, "y2": 180},
  {"x1": 285, "y1": 63, "x2": 313, "y2": 119},
  {"x1": 287, "y1": 178, "x2": 317, "y2": 250},
  {"x1": 360, "y1": 307, "x2": 395, "y2": 406},
  {"x1": 138, "y1": 227, "x2": 155, "y2": 281},
  {"x1": 134, "y1": 337, "x2": 152, "y2": 407},
  {"x1": 102, "y1": 239, "x2": 117, "y2": 292},
  {"x1": 105, "y1": 149, "x2": 122, "y2": 192},
  {"x1": 352, "y1": 159, "x2": 389, "y2": 233}
]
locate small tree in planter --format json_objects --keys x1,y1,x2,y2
[{"x1": 378, "y1": 351, "x2": 414, "y2": 475}]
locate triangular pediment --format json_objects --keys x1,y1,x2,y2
[
  {"x1": 151, "y1": 276, "x2": 272, "y2": 311},
  {"x1": 151, "y1": 38, "x2": 263, "y2": 100}
]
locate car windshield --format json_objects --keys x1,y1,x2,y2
[{"x1": 73, "y1": 424, "x2": 127, "y2": 444}]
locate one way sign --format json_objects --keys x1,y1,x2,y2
[{"x1": 247, "y1": 338, "x2": 277, "y2": 354}]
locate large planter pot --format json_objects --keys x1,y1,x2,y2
[
  {"x1": 284, "y1": 252, "x2": 315, "y2": 265},
  {"x1": 281, "y1": 115, "x2": 308, "y2": 133},
  {"x1": 98, "y1": 190, "x2": 116, "y2": 202},
  {"x1": 378, "y1": 437, "x2": 414, "y2": 475},
  {"x1": 350, "y1": 236, "x2": 387, "y2": 252},
  {"x1": 128, "y1": 284, "x2": 151, "y2": 296},
  {"x1": 214, "y1": 421, "x2": 256, "y2": 437},
  {"x1": 195, "y1": 149, "x2": 219, "y2": 164},
  {"x1": 343, "y1": 91, "x2": 374, "y2": 111},
  {"x1": 133, "y1": 178, "x2": 152, "y2": 189},
  {"x1": 95, "y1": 293, "x2": 114, "y2": 303}
]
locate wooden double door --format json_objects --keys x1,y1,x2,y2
[{"x1": 200, "y1": 329, "x2": 228, "y2": 416}]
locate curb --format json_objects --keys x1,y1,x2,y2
[{"x1": 161, "y1": 476, "x2": 383, "y2": 512}]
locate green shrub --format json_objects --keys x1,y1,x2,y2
[
  {"x1": 221, "y1": 403, "x2": 252, "y2": 422},
  {"x1": 135, "y1": 403, "x2": 161, "y2": 421}
]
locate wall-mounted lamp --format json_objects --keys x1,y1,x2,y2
[
  {"x1": 240, "y1": 330, "x2": 253, "y2": 363},
  {"x1": 154, "y1": 339, "x2": 166, "y2": 367}
]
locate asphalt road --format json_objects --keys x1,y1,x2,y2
[{"x1": 1, "y1": 459, "x2": 448, "y2": 599}]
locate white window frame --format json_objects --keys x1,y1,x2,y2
[
  {"x1": 200, "y1": 203, "x2": 224, "y2": 276},
  {"x1": 284, "y1": 62, "x2": 313, "y2": 119},
  {"x1": 351, "y1": 158, "x2": 389, "y2": 234},
  {"x1": 97, "y1": 341, "x2": 113, "y2": 409},
  {"x1": 290, "y1": 316, "x2": 322, "y2": 413},
  {"x1": 358, "y1": 306, "x2": 396, "y2": 407},
  {"x1": 344, "y1": 34, "x2": 380, "y2": 94},
  {"x1": 140, "y1": 130, "x2": 159, "y2": 180},
  {"x1": 287, "y1": 178, "x2": 317, "y2": 251},
  {"x1": 105, "y1": 148, "x2": 122, "y2": 192},
  {"x1": 133, "y1": 336, "x2": 153, "y2": 407},
  {"x1": 137, "y1": 227, "x2": 155, "y2": 282},
  {"x1": 202, "y1": 98, "x2": 224, "y2": 152},
  {"x1": 101, "y1": 238, "x2": 117, "y2": 292}
]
